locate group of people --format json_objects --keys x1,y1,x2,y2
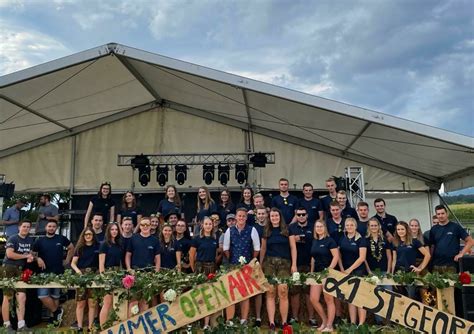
[{"x1": 0, "y1": 178, "x2": 472, "y2": 332}]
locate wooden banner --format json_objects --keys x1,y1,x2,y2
[
  {"x1": 324, "y1": 268, "x2": 474, "y2": 333},
  {"x1": 103, "y1": 259, "x2": 269, "y2": 334}
]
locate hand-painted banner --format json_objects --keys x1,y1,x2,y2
[
  {"x1": 103, "y1": 259, "x2": 269, "y2": 334},
  {"x1": 324, "y1": 268, "x2": 474, "y2": 333}
]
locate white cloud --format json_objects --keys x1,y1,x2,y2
[{"x1": 0, "y1": 20, "x2": 70, "y2": 75}]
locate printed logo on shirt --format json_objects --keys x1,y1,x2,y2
[
  {"x1": 213, "y1": 241, "x2": 217, "y2": 246},
  {"x1": 56, "y1": 243, "x2": 62, "y2": 247},
  {"x1": 147, "y1": 246, "x2": 154, "y2": 250},
  {"x1": 447, "y1": 232, "x2": 453, "y2": 235},
  {"x1": 311, "y1": 206, "x2": 317, "y2": 209},
  {"x1": 351, "y1": 242, "x2": 357, "y2": 246},
  {"x1": 319, "y1": 245, "x2": 325, "y2": 248},
  {"x1": 407, "y1": 245, "x2": 412, "y2": 249}
]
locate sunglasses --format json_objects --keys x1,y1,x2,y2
[
  {"x1": 122, "y1": 216, "x2": 132, "y2": 220},
  {"x1": 296, "y1": 213, "x2": 307, "y2": 217},
  {"x1": 140, "y1": 223, "x2": 151, "y2": 227}
]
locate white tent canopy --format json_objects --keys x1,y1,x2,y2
[{"x1": 1, "y1": 43, "x2": 472, "y2": 193}]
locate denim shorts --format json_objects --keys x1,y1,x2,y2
[{"x1": 38, "y1": 288, "x2": 61, "y2": 299}]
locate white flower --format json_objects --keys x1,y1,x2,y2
[
  {"x1": 443, "y1": 279, "x2": 450, "y2": 284},
  {"x1": 238, "y1": 256, "x2": 247, "y2": 265},
  {"x1": 131, "y1": 305, "x2": 140, "y2": 315},
  {"x1": 164, "y1": 289, "x2": 177, "y2": 302},
  {"x1": 292, "y1": 272, "x2": 301, "y2": 282},
  {"x1": 366, "y1": 275, "x2": 381, "y2": 285}
]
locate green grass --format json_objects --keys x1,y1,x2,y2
[{"x1": 450, "y1": 203, "x2": 474, "y2": 222}]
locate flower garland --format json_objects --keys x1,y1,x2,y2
[
  {"x1": 369, "y1": 237, "x2": 384, "y2": 262},
  {"x1": 0, "y1": 266, "x2": 471, "y2": 302}
]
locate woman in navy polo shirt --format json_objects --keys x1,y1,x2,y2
[
  {"x1": 159, "y1": 223, "x2": 179, "y2": 270},
  {"x1": 237, "y1": 186, "x2": 255, "y2": 224},
  {"x1": 84, "y1": 182, "x2": 115, "y2": 227},
  {"x1": 71, "y1": 227, "x2": 99, "y2": 332},
  {"x1": 392, "y1": 221, "x2": 431, "y2": 298},
  {"x1": 157, "y1": 185, "x2": 182, "y2": 220},
  {"x1": 194, "y1": 187, "x2": 217, "y2": 235},
  {"x1": 98, "y1": 222, "x2": 123, "y2": 327},
  {"x1": 175, "y1": 219, "x2": 192, "y2": 273},
  {"x1": 189, "y1": 217, "x2": 218, "y2": 329},
  {"x1": 260, "y1": 208, "x2": 297, "y2": 331},
  {"x1": 217, "y1": 189, "x2": 235, "y2": 227},
  {"x1": 117, "y1": 191, "x2": 142, "y2": 227},
  {"x1": 338, "y1": 217, "x2": 367, "y2": 325},
  {"x1": 310, "y1": 220, "x2": 339, "y2": 332}
]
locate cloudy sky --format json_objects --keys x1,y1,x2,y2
[{"x1": 1, "y1": 0, "x2": 473, "y2": 137}]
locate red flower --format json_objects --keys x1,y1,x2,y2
[
  {"x1": 282, "y1": 324, "x2": 293, "y2": 334},
  {"x1": 459, "y1": 272, "x2": 471, "y2": 285},
  {"x1": 207, "y1": 273, "x2": 216, "y2": 280},
  {"x1": 122, "y1": 275, "x2": 135, "y2": 289},
  {"x1": 21, "y1": 269, "x2": 33, "y2": 283}
]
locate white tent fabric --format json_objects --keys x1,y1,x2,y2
[{"x1": 0, "y1": 43, "x2": 472, "y2": 192}]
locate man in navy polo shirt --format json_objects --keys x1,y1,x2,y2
[
  {"x1": 429, "y1": 205, "x2": 474, "y2": 273},
  {"x1": 320, "y1": 178, "x2": 338, "y2": 219},
  {"x1": 373, "y1": 198, "x2": 398, "y2": 242},
  {"x1": 356, "y1": 201, "x2": 370, "y2": 237},
  {"x1": 298, "y1": 183, "x2": 323, "y2": 225},
  {"x1": 33, "y1": 220, "x2": 74, "y2": 325},
  {"x1": 288, "y1": 207, "x2": 316, "y2": 326},
  {"x1": 223, "y1": 208, "x2": 260, "y2": 325},
  {"x1": 271, "y1": 178, "x2": 298, "y2": 224},
  {"x1": 90, "y1": 213, "x2": 105, "y2": 242},
  {"x1": 336, "y1": 190, "x2": 358, "y2": 220}
]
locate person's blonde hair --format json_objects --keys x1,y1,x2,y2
[
  {"x1": 344, "y1": 217, "x2": 361, "y2": 240},
  {"x1": 314, "y1": 219, "x2": 330, "y2": 240},
  {"x1": 200, "y1": 217, "x2": 216, "y2": 238},
  {"x1": 366, "y1": 218, "x2": 383, "y2": 239},
  {"x1": 408, "y1": 218, "x2": 424, "y2": 244}
]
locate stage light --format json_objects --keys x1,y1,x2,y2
[
  {"x1": 156, "y1": 165, "x2": 169, "y2": 186},
  {"x1": 202, "y1": 165, "x2": 215, "y2": 185},
  {"x1": 235, "y1": 163, "x2": 248, "y2": 184},
  {"x1": 218, "y1": 164, "x2": 230, "y2": 186},
  {"x1": 175, "y1": 165, "x2": 188, "y2": 185},
  {"x1": 131, "y1": 154, "x2": 151, "y2": 186},
  {"x1": 250, "y1": 153, "x2": 267, "y2": 168}
]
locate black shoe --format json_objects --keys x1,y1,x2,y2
[
  {"x1": 53, "y1": 307, "x2": 64, "y2": 326},
  {"x1": 255, "y1": 319, "x2": 262, "y2": 327},
  {"x1": 309, "y1": 318, "x2": 318, "y2": 327}
]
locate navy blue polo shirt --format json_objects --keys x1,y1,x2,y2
[
  {"x1": 341, "y1": 206, "x2": 358, "y2": 220},
  {"x1": 75, "y1": 243, "x2": 99, "y2": 269},
  {"x1": 191, "y1": 236, "x2": 218, "y2": 262},
  {"x1": 160, "y1": 240, "x2": 178, "y2": 269},
  {"x1": 327, "y1": 217, "x2": 346, "y2": 244},
  {"x1": 429, "y1": 222, "x2": 469, "y2": 267},
  {"x1": 299, "y1": 197, "x2": 322, "y2": 225},
  {"x1": 99, "y1": 241, "x2": 123, "y2": 268},
  {"x1": 288, "y1": 222, "x2": 314, "y2": 266},
  {"x1": 94, "y1": 230, "x2": 105, "y2": 243},
  {"x1": 373, "y1": 214, "x2": 398, "y2": 236},
  {"x1": 271, "y1": 194, "x2": 298, "y2": 224},
  {"x1": 311, "y1": 237, "x2": 338, "y2": 272},
  {"x1": 357, "y1": 221, "x2": 369, "y2": 238},
  {"x1": 127, "y1": 234, "x2": 161, "y2": 269},
  {"x1": 265, "y1": 227, "x2": 291, "y2": 260},
  {"x1": 119, "y1": 207, "x2": 143, "y2": 227},
  {"x1": 393, "y1": 239, "x2": 422, "y2": 271},
  {"x1": 321, "y1": 195, "x2": 337, "y2": 217},
  {"x1": 157, "y1": 200, "x2": 181, "y2": 218},
  {"x1": 33, "y1": 234, "x2": 71, "y2": 274},
  {"x1": 90, "y1": 196, "x2": 115, "y2": 223},
  {"x1": 339, "y1": 235, "x2": 367, "y2": 274},
  {"x1": 196, "y1": 201, "x2": 218, "y2": 222},
  {"x1": 217, "y1": 202, "x2": 236, "y2": 226},
  {"x1": 366, "y1": 236, "x2": 391, "y2": 272}
]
